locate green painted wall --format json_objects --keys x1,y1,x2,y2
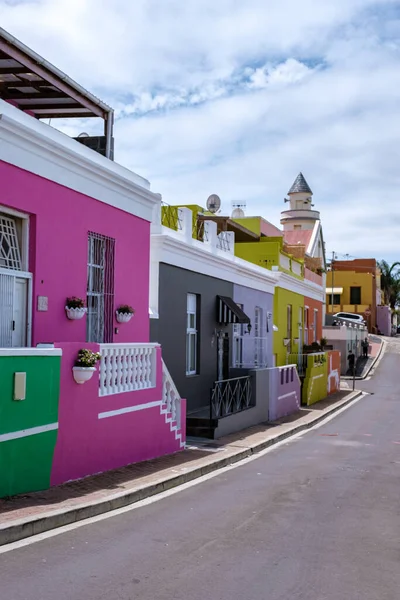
[
  {"x1": 273, "y1": 288, "x2": 304, "y2": 366},
  {"x1": 0, "y1": 355, "x2": 61, "y2": 497},
  {"x1": 232, "y1": 217, "x2": 261, "y2": 236},
  {"x1": 302, "y1": 354, "x2": 328, "y2": 406},
  {"x1": 234, "y1": 237, "x2": 303, "y2": 279}
]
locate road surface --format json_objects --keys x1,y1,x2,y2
[{"x1": 1, "y1": 338, "x2": 399, "y2": 599}]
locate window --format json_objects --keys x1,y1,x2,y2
[
  {"x1": 286, "y1": 304, "x2": 292, "y2": 352},
  {"x1": 186, "y1": 293, "x2": 198, "y2": 375},
  {"x1": 0, "y1": 214, "x2": 22, "y2": 271},
  {"x1": 294, "y1": 224, "x2": 301, "y2": 230},
  {"x1": 254, "y1": 306, "x2": 263, "y2": 365},
  {"x1": 328, "y1": 294, "x2": 341, "y2": 305},
  {"x1": 304, "y1": 307, "x2": 309, "y2": 345},
  {"x1": 313, "y1": 309, "x2": 318, "y2": 342},
  {"x1": 232, "y1": 303, "x2": 244, "y2": 367},
  {"x1": 87, "y1": 232, "x2": 115, "y2": 343},
  {"x1": 350, "y1": 287, "x2": 361, "y2": 305}
]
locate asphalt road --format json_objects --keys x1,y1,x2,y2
[{"x1": 2, "y1": 338, "x2": 400, "y2": 600}]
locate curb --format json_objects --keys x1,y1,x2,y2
[{"x1": 0, "y1": 389, "x2": 363, "y2": 547}]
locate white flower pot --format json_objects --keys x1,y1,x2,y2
[
  {"x1": 73, "y1": 366, "x2": 96, "y2": 384},
  {"x1": 66, "y1": 307, "x2": 87, "y2": 320},
  {"x1": 116, "y1": 311, "x2": 133, "y2": 323}
]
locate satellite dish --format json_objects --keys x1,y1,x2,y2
[
  {"x1": 77, "y1": 132, "x2": 90, "y2": 138},
  {"x1": 232, "y1": 207, "x2": 245, "y2": 218},
  {"x1": 206, "y1": 194, "x2": 221, "y2": 214}
]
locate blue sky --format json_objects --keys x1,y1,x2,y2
[{"x1": 1, "y1": 0, "x2": 400, "y2": 262}]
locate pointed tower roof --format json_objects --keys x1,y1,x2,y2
[{"x1": 288, "y1": 172, "x2": 312, "y2": 195}]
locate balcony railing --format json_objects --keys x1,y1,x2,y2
[
  {"x1": 216, "y1": 230, "x2": 231, "y2": 252},
  {"x1": 210, "y1": 375, "x2": 253, "y2": 419},
  {"x1": 161, "y1": 202, "x2": 183, "y2": 231},
  {"x1": 99, "y1": 343, "x2": 157, "y2": 396},
  {"x1": 193, "y1": 219, "x2": 209, "y2": 242}
]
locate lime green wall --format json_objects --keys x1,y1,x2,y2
[
  {"x1": 234, "y1": 237, "x2": 303, "y2": 279},
  {"x1": 232, "y1": 217, "x2": 261, "y2": 236},
  {"x1": 0, "y1": 355, "x2": 61, "y2": 497},
  {"x1": 302, "y1": 354, "x2": 328, "y2": 406},
  {"x1": 235, "y1": 237, "x2": 282, "y2": 270},
  {"x1": 273, "y1": 288, "x2": 304, "y2": 366}
]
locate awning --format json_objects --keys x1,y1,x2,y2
[
  {"x1": 217, "y1": 296, "x2": 251, "y2": 325},
  {"x1": 326, "y1": 287, "x2": 343, "y2": 295}
]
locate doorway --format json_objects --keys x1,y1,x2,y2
[{"x1": 0, "y1": 272, "x2": 29, "y2": 347}]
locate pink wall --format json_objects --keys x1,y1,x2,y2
[
  {"x1": 376, "y1": 305, "x2": 391, "y2": 336},
  {"x1": 1, "y1": 160, "x2": 150, "y2": 345},
  {"x1": 260, "y1": 219, "x2": 283, "y2": 237},
  {"x1": 327, "y1": 350, "x2": 340, "y2": 395},
  {"x1": 304, "y1": 268, "x2": 323, "y2": 286},
  {"x1": 51, "y1": 342, "x2": 185, "y2": 485}
]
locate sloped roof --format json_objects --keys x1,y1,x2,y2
[
  {"x1": 288, "y1": 172, "x2": 312, "y2": 195},
  {"x1": 283, "y1": 229, "x2": 313, "y2": 248}
]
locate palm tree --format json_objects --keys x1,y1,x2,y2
[{"x1": 378, "y1": 260, "x2": 400, "y2": 321}]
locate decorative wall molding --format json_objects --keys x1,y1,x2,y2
[{"x1": 0, "y1": 100, "x2": 159, "y2": 223}]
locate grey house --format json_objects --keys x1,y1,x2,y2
[{"x1": 150, "y1": 263, "x2": 251, "y2": 416}]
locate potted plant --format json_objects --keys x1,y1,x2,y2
[
  {"x1": 320, "y1": 337, "x2": 328, "y2": 350},
  {"x1": 73, "y1": 349, "x2": 101, "y2": 384},
  {"x1": 116, "y1": 305, "x2": 135, "y2": 323},
  {"x1": 66, "y1": 297, "x2": 87, "y2": 320}
]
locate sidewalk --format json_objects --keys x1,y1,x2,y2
[
  {"x1": 343, "y1": 337, "x2": 384, "y2": 380},
  {"x1": 0, "y1": 388, "x2": 362, "y2": 547}
]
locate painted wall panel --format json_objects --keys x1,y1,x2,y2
[
  {"x1": 268, "y1": 365, "x2": 301, "y2": 421},
  {"x1": 302, "y1": 354, "x2": 328, "y2": 406},
  {"x1": 0, "y1": 353, "x2": 61, "y2": 497},
  {"x1": 273, "y1": 288, "x2": 304, "y2": 366},
  {"x1": 233, "y1": 284, "x2": 273, "y2": 368}
]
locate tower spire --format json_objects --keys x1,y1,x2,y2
[{"x1": 288, "y1": 172, "x2": 312, "y2": 195}]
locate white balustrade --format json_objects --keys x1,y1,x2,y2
[
  {"x1": 99, "y1": 343, "x2": 157, "y2": 396},
  {"x1": 291, "y1": 260, "x2": 303, "y2": 276},
  {"x1": 162, "y1": 359, "x2": 181, "y2": 429},
  {"x1": 279, "y1": 253, "x2": 291, "y2": 270}
]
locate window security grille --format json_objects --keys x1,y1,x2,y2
[
  {"x1": 87, "y1": 232, "x2": 115, "y2": 343},
  {"x1": 0, "y1": 215, "x2": 22, "y2": 271}
]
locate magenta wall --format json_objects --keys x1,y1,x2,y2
[
  {"x1": 51, "y1": 342, "x2": 185, "y2": 485},
  {"x1": 1, "y1": 160, "x2": 151, "y2": 345}
]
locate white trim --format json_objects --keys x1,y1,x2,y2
[
  {"x1": 0, "y1": 422, "x2": 58, "y2": 443},
  {"x1": 277, "y1": 272, "x2": 324, "y2": 302},
  {"x1": 0, "y1": 101, "x2": 159, "y2": 223},
  {"x1": 151, "y1": 232, "x2": 277, "y2": 295},
  {"x1": 0, "y1": 347, "x2": 62, "y2": 356},
  {"x1": 98, "y1": 400, "x2": 163, "y2": 420},
  {"x1": 277, "y1": 391, "x2": 297, "y2": 401}
]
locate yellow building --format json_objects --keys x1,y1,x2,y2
[{"x1": 325, "y1": 259, "x2": 380, "y2": 332}]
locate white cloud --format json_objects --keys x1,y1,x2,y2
[{"x1": 1, "y1": 0, "x2": 400, "y2": 261}]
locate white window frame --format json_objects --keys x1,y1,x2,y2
[
  {"x1": 232, "y1": 303, "x2": 244, "y2": 367},
  {"x1": 313, "y1": 308, "x2": 318, "y2": 342},
  {"x1": 254, "y1": 306, "x2": 263, "y2": 366},
  {"x1": 186, "y1": 293, "x2": 198, "y2": 375},
  {"x1": 0, "y1": 206, "x2": 31, "y2": 347}
]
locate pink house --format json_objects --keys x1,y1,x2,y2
[{"x1": 0, "y1": 37, "x2": 185, "y2": 493}]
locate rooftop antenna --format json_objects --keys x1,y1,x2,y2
[
  {"x1": 206, "y1": 194, "x2": 221, "y2": 214},
  {"x1": 231, "y1": 201, "x2": 246, "y2": 218}
]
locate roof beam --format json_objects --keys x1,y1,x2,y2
[
  {"x1": 0, "y1": 66, "x2": 30, "y2": 75},
  {"x1": 0, "y1": 39, "x2": 105, "y2": 118},
  {"x1": 35, "y1": 111, "x2": 96, "y2": 119}
]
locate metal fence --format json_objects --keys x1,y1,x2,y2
[
  {"x1": 210, "y1": 375, "x2": 253, "y2": 419},
  {"x1": 193, "y1": 219, "x2": 209, "y2": 242},
  {"x1": 216, "y1": 230, "x2": 231, "y2": 252},
  {"x1": 161, "y1": 202, "x2": 183, "y2": 231}
]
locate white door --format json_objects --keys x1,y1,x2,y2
[
  {"x1": 0, "y1": 272, "x2": 28, "y2": 347},
  {"x1": 12, "y1": 278, "x2": 27, "y2": 347},
  {"x1": 0, "y1": 272, "x2": 14, "y2": 347}
]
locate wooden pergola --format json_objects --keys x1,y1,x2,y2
[{"x1": 0, "y1": 27, "x2": 114, "y2": 158}]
